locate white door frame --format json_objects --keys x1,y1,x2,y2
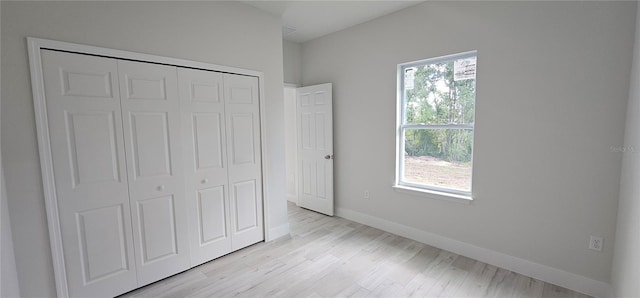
[
  {"x1": 283, "y1": 85, "x2": 299, "y2": 204},
  {"x1": 27, "y1": 37, "x2": 271, "y2": 298}
]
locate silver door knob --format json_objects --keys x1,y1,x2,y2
[
  {"x1": 157, "y1": 185, "x2": 165, "y2": 191},
  {"x1": 201, "y1": 178, "x2": 209, "y2": 184},
  {"x1": 324, "y1": 154, "x2": 334, "y2": 160}
]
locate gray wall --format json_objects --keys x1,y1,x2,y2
[
  {"x1": 0, "y1": 2, "x2": 287, "y2": 296},
  {"x1": 283, "y1": 40, "x2": 302, "y2": 85},
  {"x1": 612, "y1": 3, "x2": 640, "y2": 297},
  {"x1": 1, "y1": 2, "x2": 22, "y2": 293},
  {"x1": 302, "y1": 1, "x2": 635, "y2": 283},
  {"x1": 1, "y1": 170, "x2": 20, "y2": 298}
]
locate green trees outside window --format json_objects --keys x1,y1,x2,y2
[{"x1": 399, "y1": 53, "x2": 476, "y2": 193}]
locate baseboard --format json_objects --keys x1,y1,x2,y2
[
  {"x1": 336, "y1": 207, "x2": 611, "y2": 298},
  {"x1": 266, "y1": 223, "x2": 290, "y2": 242},
  {"x1": 286, "y1": 194, "x2": 298, "y2": 204}
]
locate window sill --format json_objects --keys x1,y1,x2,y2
[{"x1": 392, "y1": 185, "x2": 473, "y2": 205}]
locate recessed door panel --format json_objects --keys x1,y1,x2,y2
[
  {"x1": 137, "y1": 196, "x2": 178, "y2": 264},
  {"x1": 66, "y1": 111, "x2": 120, "y2": 187},
  {"x1": 300, "y1": 93, "x2": 312, "y2": 107},
  {"x1": 191, "y1": 82, "x2": 221, "y2": 103},
  {"x1": 316, "y1": 162, "x2": 327, "y2": 199},
  {"x1": 315, "y1": 112, "x2": 326, "y2": 150},
  {"x1": 62, "y1": 71, "x2": 113, "y2": 98},
  {"x1": 232, "y1": 180, "x2": 258, "y2": 232},
  {"x1": 230, "y1": 114, "x2": 255, "y2": 166},
  {"x1": 126, "y1": 77, "x2": 167, "y2": 101},
  {"x1": 198, "y1": 186, "x2": 227, "y2": 244},
  {"x1": 229, "y1": 87, "x2": 253, "y2": 104},
  {"x1": 302, "y1": 160, "x2": 313, "y2": 196},
  {"x1": 77, "y1": 204, "x2": 129, "y2": 284},
  {"x1": 193, "y1": 113, "x2": 224, "y2": 170},
  {"x1": 129, "y1": 112, "x2": 172, "y2": 179},
  {"x1": 301, "y1": 113, "x2": 314, "y2": 150},
  {"x1": 314, "y1": 92, "x2": 327, "y2": 105}
]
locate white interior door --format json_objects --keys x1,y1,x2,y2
[
  {"x1": 296, "y1": 83, "x2": 334, "y2": 216},
  {"x1": 178, "y1": 68, "x2": 232, "y2": 266},
  {"x1": 118, "y1": 60, "x2": 190, "y2": 286},
  {"x1": 41, "y1": 50, "x2": 138, "y2": 297},
  {"x1": 224, "y1": 74, "x2": 264, "y2": 250}
]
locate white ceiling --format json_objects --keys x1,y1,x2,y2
[{"x1": 243, "y1": 1, "x2": 424, "y2": 43}]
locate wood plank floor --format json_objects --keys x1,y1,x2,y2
[{"x1": 120, "y1": 202, "x2": 591, "y2": 298}]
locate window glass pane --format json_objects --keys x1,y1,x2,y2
[
  {"x1": 403, "y1": 57, "x2": 476, "y2": 125},
  {"x1": 402, "y1": 128, "x2": 473, "y2": 191}
]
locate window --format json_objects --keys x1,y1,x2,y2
[{"x1": 395, "y1": 51, "x2": 477, "y2": 198}]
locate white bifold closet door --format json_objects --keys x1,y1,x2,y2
[
  {"x1": 117, "y1": 60, "x2": 190, "y2": 286},
  {"x1": 41, "y1": 50, "x2": 138, "y2": 297},
  {"x1": 41, "y1": 50, "x2": 190, "y2": 296},
  {"x1": 179, "y1": 69, "x2": 231, "y2": 266},
  {"x1": 40, "y1": 49, "x2": 263, "y2": 297},
  {"x1": 223, "y1": 73, "x2": 264, "y2": 251},
  {"x1": 180, "y1": 68, "x2": 263, "y2": 266}
]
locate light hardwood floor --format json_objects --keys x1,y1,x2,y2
[{"x1": 120, "y1": 202, "x2": 591, "y2": 298}]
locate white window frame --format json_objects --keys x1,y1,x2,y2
[{"x1": 394, "y1": 51, "x2": 477, "y2": 202}]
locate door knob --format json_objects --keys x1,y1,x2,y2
[
  {"x1": 324, "y1": 154, "x2": 334, "y2": 160},
  {"x1": 201, "y1": 178, "x2": 209, "y2": 184},
  {"x1": 157, "y1": 185, "x2": 165, "y2": 191}
]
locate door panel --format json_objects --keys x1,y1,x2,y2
[
  {"x1": 66, "y1": 111, "x2": 120, "y2": 187},
  {"x1": 301, "y1": 160, "x2": 314, "y2": 196},
  {"x1": 232, "y1": 180, "x2": 258, "y2": 232},
  {"x1": 316, "y1": 163, "x2": 327, "y2": 199},
  {"x1": 118, "y1": 60, "x2": 190, "y2": 286},
  {"x1": 300, "y1": 113, "x2": 314, "y2": 149},
  {"x1": 41, "y1": 50, "x2": 138, "y2": 297},
  {"x1": 193, "y1": 113, "x2": 224, "y2": 170},
  {"x1": 129, "y1": 112, "x2": 172, "y2": 178},
  {"x1": 228, "y1": 85, "x2": 254, "y2": 104},
  {"x1": 178, "y1": 68, "x2": 232, "y2": 266},
  {"x1": 197, "y1": 186, "x2": 227, "y2": 244},
  {"x1": 229, "y1": 113, "x2": 256, "y2": 165},
  {"x1": 137, "y1": 196, "x2": 178, "y2": 263},
  {"x1": 315, "y1": 113, "x2": 327, "y2": 149},
  {"x1": 124, "y1": 76, "x2": 168, "y2": 101},
  {"x1": 61, "y1": 69, "x2": 113, "y2": 98},
  {"x1": 191, "y1": 82, "x2": 221, "y2": 102},
  {"x1": 297, "y1": 84, "x2": 334, "y2": 216},
  {"x1": 76, "y1": 204, "x2": 128, "y2": 283},
  {"x1": 224, "y1": 74, "x2": 264, "y2": 251}
]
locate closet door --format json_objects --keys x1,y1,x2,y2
[
  {"x1": 178, "y1": 68, "x2": 232, "y2": 266},
  {"x1": 118, "y1": 61, "x2": 190, "y2": 286},
  {"x1": 224, "y1": 74, "x2": 264, "y2": 250},
  {"x1": 41, "y1": 50, "x2": 138, "y2": 297}
]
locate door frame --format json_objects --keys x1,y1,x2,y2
[
  {"x1": 283, "y1": 84, "x2": 299, "y2": 204},
  {"x1": 27, "y1": 37, "x2": 272, "y2": 298}
]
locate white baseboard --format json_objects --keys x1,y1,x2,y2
[
  {"x1": 286, "y1": 194, "x2": 298, "y2": 204},
  {"x1": 336, "y1": 207, "x2": 611, "y2": 298},
  {"x1": 266, "y1": 223, "x2": 290, "y2": 242}
]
